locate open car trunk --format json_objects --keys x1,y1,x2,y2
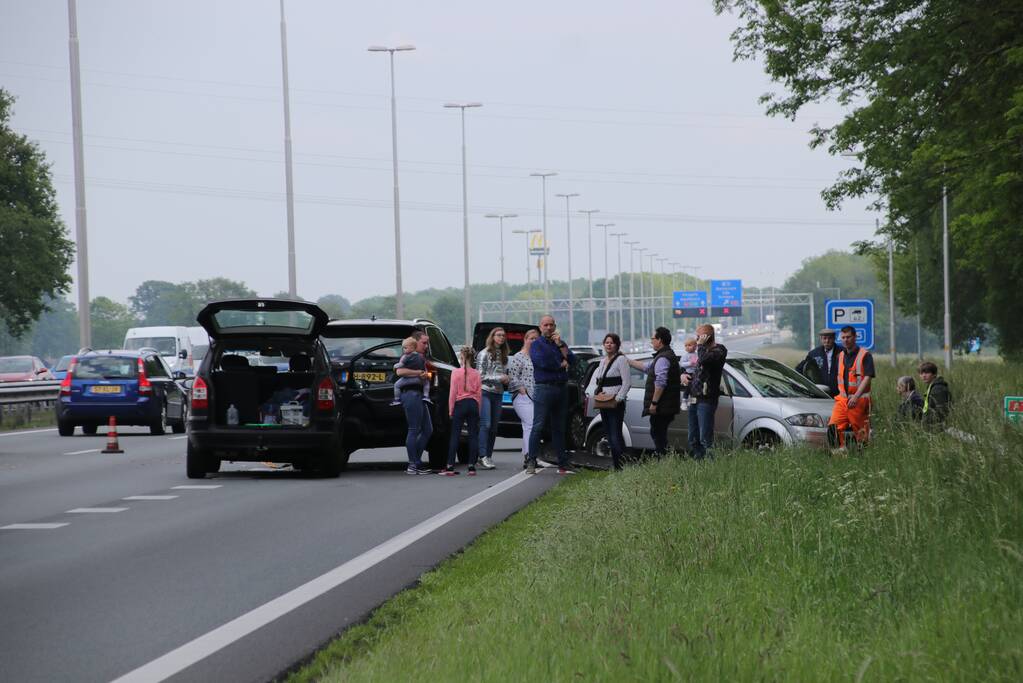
[{"x1": 210, "y1": 353, "x2": 318, "y2": 428}]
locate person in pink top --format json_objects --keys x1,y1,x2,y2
[{"x1": 445, "y1": 345, "x2": 482, "y2": 476}]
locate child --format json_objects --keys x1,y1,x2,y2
[
  {"x1": 896, "y1": 375, "x2": 923, "y2": 422},
  {"x1": 445, "y1": 346, "x2": 481, "y2": 476},
  {"x1": 391, "y1": 337, "x2": 432, "y2": 406},
  {"x1": 680, "y1": 336, "x2": 699, "y2": 398}
]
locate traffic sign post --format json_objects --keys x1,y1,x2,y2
[
  {"x1": 710, "y1": 279, "x2": 743, "y2": 317},
  {"x1": 673, "y1": 290, "x2": 708, "y2": 318},
  {"x1": 825, "y1": 299, "x2": 875, "y2": 350},
  {"x1": 1005, "y1": 397, "x2": 1023, "y2": 424}
]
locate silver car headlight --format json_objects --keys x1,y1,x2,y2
[{"x1": 785, "y1": 413, "x2": 826, "y2": 428}]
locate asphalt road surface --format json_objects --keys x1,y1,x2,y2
[{"x1": 0, "y1": 427, "x2": 564, "y2": 683}]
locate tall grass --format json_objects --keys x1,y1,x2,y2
[{"x1": 292, "y1": 360, "x2": 1023, "y2": 682}]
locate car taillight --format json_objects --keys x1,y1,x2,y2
[
  {"x1": 59, "y1": 359, "x2": 76, "y2": 396},
  {"x1": 316, "y1": 377, "x2": 334, "y2": 411},
  {"x1": 137, "y1": 358, "x2": 153, "y2": 394},
  {"x1": 191, "y1": 376, "x2": 208, "y2": 410}
]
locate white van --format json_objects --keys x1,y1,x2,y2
[
  {"x1": 123, "y1": 326, "x2": 193, "y2": 375},
  {"x1": 186, "y1": 326, "x2": 210, "y2": 374}
]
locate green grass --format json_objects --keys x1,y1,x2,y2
[
  {"x1": 289, "y1": 360, "x2": 1023, "y2": 682},
  {"x1": 0, "y1": 406, "x2": 56, "y2": 432}
]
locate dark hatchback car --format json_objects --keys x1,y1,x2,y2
[
  {"x1": 55, "y1": 350, "x2": 187, "y2": 436},
  {"x1": 185, "y1": 299, "x2": 344, "y2": 478},
  {"x1": 321, "y1": 318, "x2": 460, "y2": 470}
]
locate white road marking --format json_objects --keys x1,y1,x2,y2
[
  {"x1": 123, "y1": 495, "x2": 179, "y2": 501},
  {"x1": 111, "y1": 471, "x2": 535, "y2": 683},
  {"x1": 171, "y1": 485, "x2": 222, "y2": 490},
  {"x1": 1, "y1": 523, "x2": 69, "y2": 530},
  {"x1": 0, "y1": 428, "x2": 58, "y2": 437},
  {"x1": 64, "y1": 448, "x2": 101, "y2": 455},
  {"x1": 168, "y1": 436, "x2": 188, "y2": 441},
  {"x1": 66, "y1": 507, "x2": 129, "y2": 514}
]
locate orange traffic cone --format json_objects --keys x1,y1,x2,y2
[{"x1": 102, "y1": 416, "x2": 124, "y2": 453}]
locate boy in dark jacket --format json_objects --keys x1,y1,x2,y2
[
  {"x1": 896, "y1": 375, "x2": 923, "y2": 422},
  {"x1": 918, "y1": 361, "x2": 951, "y2": 429}
]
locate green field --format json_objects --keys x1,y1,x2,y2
[
  {"x1": 0, "y1": 405, "x2": 56, "y2": 432},
  {"x1": 292, "y1": 359, "x2": 1023, "y2": 682}
]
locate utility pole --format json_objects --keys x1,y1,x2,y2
[
  {"x1": 486, "y1": 214, "x2": 517, "y2": 318},
  {"x1": 636, "y1": 247, "x2": 647, "y2": 337},
  {"x1": 279, "y1": 0, "x2": 297, "y2": 297},
  {"x1": 595, "y1": 223, "x2": 615, "y2": 331},
  {"x1": 530, "y1": 172, "x2": 557, "y2": 310},
  {"x1": 611, "y1": 232, "x2": 627, "y2": 332},
  {"x1": 579, "y1": 209, "x2": 599, "y2": 335},
  {"x1": 915, "y1": 237, "x2": 922, "y2": 360},
  {"x1": 625, "y1": 241, "x2": 639, "y2": 345},
  {"x1": 67, "y1": 0, "x2": 90, "y2": 347},
  {"x1": 555, "y1": 194, "x2": 579, "y2": 344},
  {"x1": 444, "y1": 102, "x2": 482, "y2": 344},
  {"x1": 886, "y1": 218, "x2": 897, "y2": 367},
  {"x1": 942, "y1": 178, "x2": 952, "y2": 369}
]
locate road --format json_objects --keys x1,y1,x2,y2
[{"x1": 0, "y1": 427, "x2": 562, "y2": 683}]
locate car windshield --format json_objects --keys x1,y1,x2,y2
[
  {"x1": 0, "y1": 357, "x2": 33, "y2": 373},
  {"x1": 54, "y1": 355, "x2": 74, "y2": 372},
  {"x1": 192, "y1": 344, "x2": 209, "y2": 361},
  {"x1": 727, "y1": 357, "x2": 829, "y2": 399},
  {"x1": 75, "y1": 356, "x2": 138, "y2": 379},
  {"x1": 324, "y1": 336, "x2": 404, "y2": 361},
  {"x1": 125, "y1": 337, "x2": 176, "y2": 355}
]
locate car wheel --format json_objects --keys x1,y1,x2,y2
[
  {"x1": 744, "y1": 429, "x2": 781, "y2": 451},
  {"x1": 82, "y1": 424, "x2": 98, "y2": 435},
  {"x1": 586, "y1": 425, "x2": 612, "y2": 460},
  {"x1": 57, "y1": 420, "x2": 75, "y2": 437},
  {"x1": 566, "y1": 409, "x2": 587, "y2": 450},
  {"x1": 319, "y1": 434, "x2": 347, "y2": 478},
  {"x1": 186, "y1": 440, "x2": 213, "y2": 478},
  {"x1": 150, "y1": 404, "x2": 167, "y2": 435},
  {"x1": 171, "y1": 404, "x2": 187, "y2": 434}
]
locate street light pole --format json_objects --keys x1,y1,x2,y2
[
  {"x1": 915, "y1": 237, "x2": 922, "y2": 360},
  {"x1": 555, "y1": 194, "x2": 579, "y2": 344},
  {"x1": 636, "y1": 247, "x2": 647, "y2": 336},
  {"x1": 646, "y1": 252, "x2": 658, "y2": 334},
  {"x1": 942, "y1": 179, "x2": 952, "y2": 369},
  {"x1": 530, "y1": 172, "x2": 557, "y2": 309},
  {"x1": 657, "y1": 257, "x2": 668, "y2": 329},
  {"x1": 611, "y1": 232, "x2": 627, "y2": 332},
  {"x1": 279, "y1": 0, "x2": 297, "y2": 298},
  {"x1": 625, "y1": 241, "x2": 639, "y2": 345},
  {"x1": 579, "y1": 209, "x2": 599, "y2": 334},
  {"x1": 886, "y1": 219, "x2": 897, "y2": 367},
  {"x1": 595, "y1": 223, "x2": 615, "y2": 331},
  {"x1": 513, "y1": 229, "x2": 540, "y2": 290},
  {"x1": 368, "y1": 44, "x2": 415, "y2": 318},
  {"x1": 486, "y1": 213, "x2": 517, "y2": 318},
  {"x1": 67, "y1": 0, "x2": 90, "y2": 347},
  {"x1": 444, "y1": 102, "x2": 482, "y2": 344}
]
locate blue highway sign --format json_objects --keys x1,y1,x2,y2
[
  {"x1": 826, "y1": 299, "x2": 875, "y2": 350},
  {"x1": 710, "y1": 279, "x2": 743, "y2": 317},
  {"x1": 673, "y1": 290, "x2": 708, "y2": 318}
]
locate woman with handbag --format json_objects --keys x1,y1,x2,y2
[{"x1": 592, "y1": 333, "x2": 631, "y2": 470}]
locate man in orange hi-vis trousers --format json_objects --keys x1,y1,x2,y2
[{"x1": 828, "y1": 325, "x2": 875, "y2": 450}]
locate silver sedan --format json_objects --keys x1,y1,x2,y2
[{"x1": 583, "y1": 352, "x2": 834, "y2": 459}]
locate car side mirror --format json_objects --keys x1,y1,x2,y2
[
  {"x1": 182, "y1": 378, "x2": 194, "y2": 390},
  {"x1": 178, "y1": 349, "x2": 188, "y2": 359},
  {"x1": 36, "y1": 367, "x2": 49, "y2": 374}
]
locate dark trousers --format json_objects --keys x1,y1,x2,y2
[
  {"x1": 649, "y1": 413, "x2": 675, "y2": 457},
  {"x1": 528, "y1": 382, "x2": 568, "y2": 468},
  {"x1": 688, "y1": 398, "x2": 717, "y2": 459},
  {"x1": 400, "y1": 389, "x2": 433, "y2": 467},
  {"x1": 448, "y1": 398, "x2": 479, "y2": 468},
  {"x1": 599, "y1": 403, "x2": 626, "y2": 470}
]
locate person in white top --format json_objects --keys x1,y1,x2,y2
[
  {"x1": 507, "y1": 328, "x2": 539, "y2": 468},
  {"x1": 592, "y1": 333, "x2": 631, "y2": 470}
]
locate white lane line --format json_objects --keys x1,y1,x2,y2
[
  {"x1": 172, "y1": 485, "x2": 222, "y2": 490},
  {"x1": 64, "y1": 448, "x2": 101, "y2": 455},
  {"x1": 168, "y1": 436, "x2": 188, "y2": 441},
  {"x1": 1, "y1": 523, "x2": 70, "y2": 530},
  {"x1": 111, "y1": 471, "x2": 534, "y2": 683},
  {"x1": 0, "y1": 428, "x2": 58, "y2": 437},
  {"x1": 123, "y1": 495, "x2": 179, "y2": 501},
  {"x1": 66, "y1": 507, "x2": 129, "y2": 514}
]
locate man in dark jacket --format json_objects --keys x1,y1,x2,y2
[
  {"x1": 797, "y1": 328, "x2": 842, "y2": 397},
  {"x1": 681, "y1": 323, "x2": 728, "y2": 459},
  {"x1": 918, "y1": 361, "x2": 951, "y2": 429},
  {"x1": 528, "y1": 315, "x2": 576, "y2": 474},
  {"x1": 627, "y1": 327, "x2": 681, "y2": 458}
]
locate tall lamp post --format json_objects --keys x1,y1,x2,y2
[
  {"x1": 635, "y1": 247, "x2": 647, "y2": 337},
  {"x1": 279, "y1": 0, "x2": 297, "y2": 297},
  {"x1": 555, "y1": 193, "x2": 579, "y2": 345},
  {"x1": 578, "y1": 208, "x2": 600, "y2": 334},
  {"x1": 942, "y1": 178, "x2": 952, "y2": 369},
  {"x1": 443, "y1": 101, "x2": 482, "y2": 343},
  {"x1": 610, "y1": 232, "x2": 627, "y2": 332},
  {"x1": 513, "y1": 228, "x2": 541, "y2": 289},
  {"x1": 657, "y1": 257, "x2": 669, "y2": 329},
  {"x1": 625, "y1": 241, "x2": 639, "y2": 345},
  {"x1": 645, "y1": 252, "x2": 658, "y2": 334},
  {"x1": 368, "y1": 43, "x2": 415, "y2": 318},
  {"x1": 485, "y1": 213, "x2": 517, "y2": 318},
  {"x1": 595, "y1": 223, "x2": 615, "y2": 330},
  {"x1": 67, "y1": 0, "x2": 90, "y2": 347},
  {"x1": 530, "y1": 171, "x2": 557, "y2": 308}
]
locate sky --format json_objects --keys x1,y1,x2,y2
[{"x1": 0, "y1": 0, "x2": 878, "y2": 307}]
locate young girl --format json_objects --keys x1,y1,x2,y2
[
  {"x1": 475, "y1": 327, "x2": 510, "y2": 470},
  {"x1": 445, "y1": 345, "x2": 482, "y2": 475},
  {"x1": 507, "y1": 328, "x2": 539, "y2": 469}
]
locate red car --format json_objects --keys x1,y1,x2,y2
[{"x1": 0, "y1": 355, "x2": 54, "y2": 382}]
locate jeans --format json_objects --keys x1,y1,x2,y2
[
  {"x1": 688, "y1": 398, "x2": 717, "y2": 459},
  {"x1": 400, "y1": 389, "x2": 433, "y2": 467},
  {"x1": 478, "y1": 390, "x2": 503, "y2": 461},
  {"x1": 599, "y1": 403, "x2": 626, "y2": 470},
  {"x1": 528, "y1": 382, "x2": 568, "y2": 468},
  {"x1": 649, "y1": 413, "x2": 675, "y2": 457},
  {"x1": 448, "y1": 398, "x2": 479, "y2": 467},
  {"x1": 512, "y1": 393, "x2": 534, "y2": 459}
]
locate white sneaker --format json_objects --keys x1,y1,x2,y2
[{"x1": 479, "y1": 456, "x2": 496, "y2": 470}]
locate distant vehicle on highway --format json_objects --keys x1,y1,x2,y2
[
  {"x1": 186, "y1": 326, "x2": 210, "y2": 374},
  {"x1": 582, "y1": 351, "x2": 834, "y2": 461},
  {"x1": 56, "y1": 349, "x2": 187, "y2": 436},
  {"x1": 50, "y1": 354, "x2": 75, "y2": 381},
  {"x1": 185, "y1": 299, "x2": 343, "y2": 478},
  {"x1": 123, "y1": 326, "x2": 194, "y2": 376},
  {"x1": 0, "y1": 355, "x2": 54, "y2": 382}
]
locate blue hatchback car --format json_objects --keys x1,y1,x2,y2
[{"x1": 56, "y1": 350, "x2": 188, "y2": 436}]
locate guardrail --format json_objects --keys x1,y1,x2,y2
[{"x1": 0, "y1": 380, "x2": 61, "y2": 406}]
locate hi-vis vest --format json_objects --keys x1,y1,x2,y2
[{"x1": 838, "y1": 347, "x2": 871, "y2": 398}]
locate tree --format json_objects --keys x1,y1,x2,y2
[
  {"x1": 429, "y1": 295, "x2": 465, "y2": 345},
  {"x1": 316, "y1": 294, "x2": 352, "y2": 320},
  {"x1": 90, "y1": 297, "x2": 137, "y2": 349},
  {"x1": 0, "y1": 89, "x2": 76, "y2": 337},
  {"x1": 129, "y1": 280, "x2": 197, "y2": 326},
  {"x1": 193, "y1": 278, "x2": 255, "y2": 304},
  {"x1": 715, "y1": 0, "x2": 1023, "y2": 358}
]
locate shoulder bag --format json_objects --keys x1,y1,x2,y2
[{"x1": 594, "y1": 353, "x2": 622, "y2": 410}]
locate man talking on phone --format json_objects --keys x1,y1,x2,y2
[{"x1": 681, "y1": 323, "x2": 728, "y2": 459}]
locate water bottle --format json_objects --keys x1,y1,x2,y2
[{"x1": 227, "y1": 404, "x2": 239, "y2": 426}]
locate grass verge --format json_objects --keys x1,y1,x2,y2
[
  {"x1": 289, "y1": 361, "x2": 1023, "y2": 682},
  {"x1": 0, "y1": 406, "x2": 56, "y2": 432}
]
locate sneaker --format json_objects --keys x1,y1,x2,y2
[
  {"x1": 525, "y1": 462, "x2": 536, "y2": 475},
  {"x1": 405, "y1": 465, "x2": 418, "y2": 475},
  {"x1": 467, "y1": 466, "x2": 477, "y2": 476},
  {"x1": 389, "y1": 399, "x2": 402, "y2": 407},
  {"x1": 557, "y1": 467, "x2": 576, "y2": 475},
  {"x1": 416, "y1": 465, "x2": 434, "y2": 475},
  {"x1": 479, "y1": 456, "x2": 495, "y2": 470},
  {"x1": 441, "y1": 467, "x2": 458, "y2": 476}
]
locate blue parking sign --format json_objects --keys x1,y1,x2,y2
[{"x1": 825, "y1": 299, "x2": 874, "y2": 349}]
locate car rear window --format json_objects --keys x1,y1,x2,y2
[
  {"x1": 212, "y1": 309, "x2": 316, "y2": 334},
  {"x1": 54, "y1": 355, "x2": 74, "y2": 372},
  {"x1": 0, "y1": 357, "x2": 33, "y2": 373},
  {"x1": 75, "y1": 357, "x2": 138, "y2": 379},
  {"x1": 125, "y1": 337, "x2": 177, "y2": 355}
]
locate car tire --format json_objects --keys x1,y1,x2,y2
[
  {"x1": 150, "y1": 404, "x2": 167, "y2": 435},
  {"x1": 170, "y1": 403, "x2": 187, "y2": 434},
  {"x1": 186, "y1": 440, "x2": 213, "y2": 479},
  {"x1": 57, "y1": 420, "x2": 75, "y2": 437},
  {"x1": 744, "y1": 429, "x2": 781, "y2": 451},
  {"x1": 82, "y1": 423, "x2": 98, "y2": 435},
  {"x1": 566, "y1": 409, "x2": 587, "y2": 450},
  {"x1": 586, "y1": 424, "x2": 611, "y2": 460},
  {"x1": 319, "y1": 433, "x2": 347, "y2": 478}
]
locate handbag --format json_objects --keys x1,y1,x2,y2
[{"x1": 593, "y1": 354, "x2": 621, "y2": 410}]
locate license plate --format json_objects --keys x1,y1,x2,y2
[
  {"x1": 90, "y1": 385, "x2": 123, "y2": 394},
  {"x1": 353, "y1": 371, "x2": 387, "y2": 383}
]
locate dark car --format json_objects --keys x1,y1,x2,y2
[
  {"x1": 471, "y1": 322, "x2": 594, "y2": 450},
  {"x1": 185, "y1": 299, "x2": 343, "y2": 478},
  {"x1": 55, "y1": 350, "x2": 187, "y2": 436},
  {"x1": 0, "y1": 355, "x2": 54, "y2": 382},
  {"x1": 321, "y1": 317, "x2": 460, "y2": 470}
]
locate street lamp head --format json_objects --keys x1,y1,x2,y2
[
  {"x1": 395, "y1": 44, "x2": 416, "y2": 51},
  {"x1": 367, "y1": 46, "x2": 389, "y2": 51},
  {"x1": 555, "y1": 193, "x2": 580, "y2": 199},
  {"x1": 530, "y1": 171, "x2": 558, "y2": 178},
  {"x1": 444, "y1": 102, "x2": 483, "y2": 108},
  {"x1": 578, "y1": 208, "x2": 599, "y2": 215},
  {"x1": 368, "y1": 44, "x2": 416, "y2": 53}
]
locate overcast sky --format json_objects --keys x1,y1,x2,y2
[{"x1": 1, "y1": 0, "x2": 877, "y2": 306}]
